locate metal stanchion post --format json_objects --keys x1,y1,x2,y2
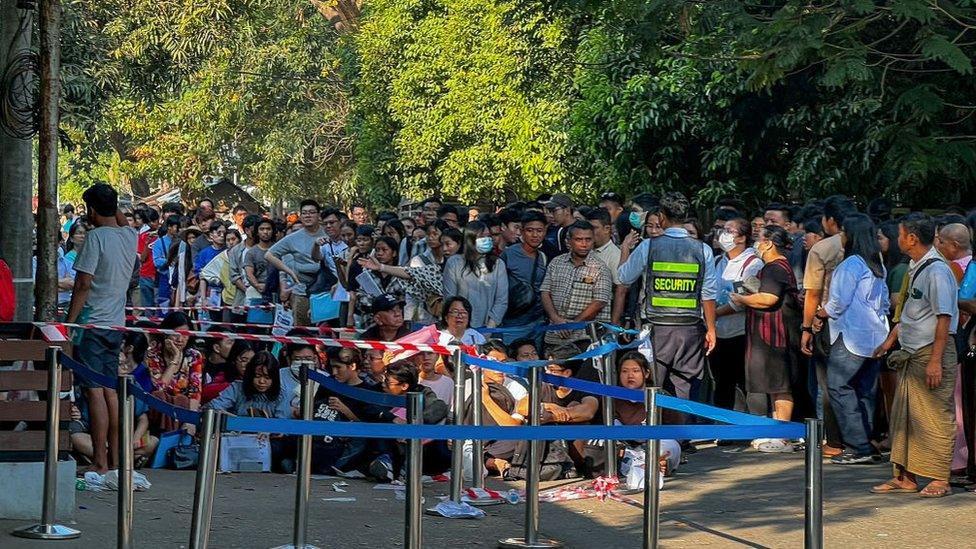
[
  {"x1": 274, "y1": 361, "x2": 319, "y2": 549},
  {"x1": 643, "y1": 387, "x2": 661, "y2": 549},
  {"x1": 602, "y1": 354, "x2": 617, "y2": 479},
  {"x1": 472, "y1": 363, "x2": 485, "y2": 490},
  {"x1": 117, "y1": 375, "x2": 134, "y2": 549},
  {"x1": 12, "y1": 346, "x2": 81, "y2": 540},
  {"x1": 189, "y1": 408, "x2": 222, "y2": 549},
  {"x1": 804, "y1": 419, "x2": 824, "y2": 549},
  {"x1": 499, "y1": 367, "x2": 561, "y2": 549},
  {"x1": 588, "y1": 324, "x2": 617, "y2": 478},
  {"x1": 449, "y1": 348, "x2": 466, "y2": 502},
  {"x1": 405, "y1": 391, "x2": 424, "y2": 549}
]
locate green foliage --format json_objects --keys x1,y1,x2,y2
[{"x1": 59, "y1": 1, "x2": 354, "y2": 206}]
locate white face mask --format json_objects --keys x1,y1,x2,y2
[{"x1": 718, "y1": 231, "x2": 737, "y2": 252}]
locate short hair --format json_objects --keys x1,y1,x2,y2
[
  {"x1": 803, "y1": 219, "x2": 824, "y2": 236},
  {"x1": 232, "y1": 204, "x2": 249, "y2": 214},
  {"x1": 62, "y1": 204, "x2": 74, "y2": 214},
  {"x1": 437, "y1": 204, "x2": 459, "y2": 219},
  {"x1": 900, "y1": 212, "x2": 935, "y2": 246},
  {"x1": 584, "y1": 207, "x2": 612, "y2": 226},
  {"x1": 481, "y1": 213, "x2": 501, "y2": 230},
  {"x1": 599, "y1": 191, "x2": 625, "y2": 209},
  {"x1": 133, "y1": 210, "x2": 150, "y2": 224},
  {"x1": 162, "y1": 202, "x2": 184, "y2": 215},
  {"x1": 482, "y1": 339, "x2": 508, "y2": 357},
  {"x1": 714, "y1": 208, "x2": 739, "y2": 223},
  {"x1": 657, "y1": 192, "x2": 690, "y2": 222},
  {"x1": 242, "y1": 213, "x2": 263, "y2": 230},
  {"x1": 508, "y1": 337, "x2": 538, "y2": 359},
  {"x1": 630, "y1": 192, "x2": 659, "y2": 212},
  {"x1": 385, "y1": 361, "x2": 418, "y2": 390},
  {"x1": 122, "y1": 331, "x2": 149, "y2": 365},
  {"x1": 320, "y1": 207, "x2": 341, "y2": 220},
  {"x1": 765, "y1": 202, "x2": 792, "y2": 222},
  {"x1": 823, "y1": 195, "x2": 857, "y2": 225},
  {"x1": 81, "y1": 183, "x2": 119, "y2": 217},
  {"x1": 566, "y1": 219, "x2": 595, "y2": 240},
  {"x1": 498, "y1": 208, "x2": 521, "y2": 225},
  {"x1": 299, "y1": 199, "x2": 320, "y2": 212},
  {"x1": 351, "y1": 202, "x2": 367, "y2": 211},
  {"x1": 520, "y1": 210, "x2": 547, "y2": 226}
]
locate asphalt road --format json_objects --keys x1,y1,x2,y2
[{"x1": 3, "y1": 444, "x2": 975, "y2": 548}]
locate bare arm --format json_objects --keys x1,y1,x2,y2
[
  {"x1": 573, "y1": 300, "x2": 606, "y2": 322},
  {"x1": 265, "y1": 251, "x2": 298, "y2": 282},
  {"x1": 65, "y1": 273, "x2": 93, "y2": 323},
  {"x1": 731, "y1": 292, "x2": 780, "y2": 309}
]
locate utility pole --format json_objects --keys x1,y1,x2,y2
[
  {"x1": 34, "y1": 0, "x2": 61, "y2": 321},
  {"x1": 0, "y1": 1, "x2": 36, "y2": 321}
]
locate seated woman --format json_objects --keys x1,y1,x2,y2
[
  {"x1": 206, "y1": 351, "x2": 290, "y2": 418},
  {"x1": 202, "y1": 340, "x2": 254, "y2": 403},
  {"x1": 440, "y1": 296, "x2": 487, "y2": 346},
  {"x1": 368, "y1": 361, "x2": 449, "y2": 481},
  {"x1": 612, "y1": 351, "x2": 681, "y2": 487},
  {"x1": 145, "y1": 312, "x2": 204, "y2": 435}
]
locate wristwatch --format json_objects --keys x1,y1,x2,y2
[{"x1": 801, "y1": 326, "x2": 814, "y2": 334}]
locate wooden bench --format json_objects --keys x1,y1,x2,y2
[{"x1": 0, "y1": 326, "x2": 72, "y2": 459}]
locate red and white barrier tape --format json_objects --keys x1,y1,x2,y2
[
  {"x1": 33, "y1": 322, "x2": 458, "y2": 355},
  {"x1": 124, "y1": 315, "x2": 359, "y2": 334},
  {"x1": 125, "y1": 303, "x2": 275, "y2": 312}
]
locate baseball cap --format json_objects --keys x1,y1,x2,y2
[
  {"x1": 370, "y1": 293, "x2": 405, "y2": 314},
  {"x1": 543, "y1": 193, "x2": 574, "y2": 210}
]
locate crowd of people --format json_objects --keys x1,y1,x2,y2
[{"x1": 52, "y1": 182, "x2": 976, "y2": 497}]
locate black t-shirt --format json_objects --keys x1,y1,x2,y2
[
  {"x1": 540, "y1": 383, "x2": 601, "y2": 425},
  {"x1": 313, "y1": 381, "x2": 385, "y2": 423},
  {"x1": 360, "y1": 324, "x2": 411, "y2": 341}
]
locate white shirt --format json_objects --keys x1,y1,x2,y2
[{"x1": 715, "y1": 249, "x2": 763, "y2": 339}]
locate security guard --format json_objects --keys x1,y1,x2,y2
[{"x1": 618, "y1": 192, "x2": 718, "y2": 405}]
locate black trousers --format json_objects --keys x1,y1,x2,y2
[
  {"x1": 711, "y1": 335, "x2": 747, "y2": 410},
  {"x1": 651, "y1": 323, "x2": 706, "y2": 424}
]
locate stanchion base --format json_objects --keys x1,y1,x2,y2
[
  {"x1": 498, "y1": 537, "x2": 563, "y2": 548},
  {"x1": 614, "y1": 487, "x2": 644, "y2": 496},
  {"x1": 269, "y1": 544, "x2": 321, "y2": 549},
  {"x1": 466, "y1": 498, "x2": 506, "y2": 507},
  {"x1": 11, "y1": 523, "x2": 82, "y2": 540}
]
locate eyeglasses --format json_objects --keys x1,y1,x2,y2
[{"x1": 447, "y1": 309, "x2": 469, "y2": 317}]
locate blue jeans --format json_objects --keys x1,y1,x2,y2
[
  {"x1": 826, "y1": 335, "x2": 880, "y2": 456},
  {"x1": 138, "y1": 276, "x2": 155, "y2": 308},
  {"x1": 155, "y1": 271, "x2": 172, "y2": 307}
]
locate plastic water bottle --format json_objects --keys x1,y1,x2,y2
[
  {"x1": 505, "y1": 489, "x2": 520, "y2": 504},
  {"x1": 75, "y1": 478, "x2": 86, "y2": 491}
]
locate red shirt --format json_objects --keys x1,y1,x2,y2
[{"x1": 138, "y1": 231, "x2": 157, "y2": 278}]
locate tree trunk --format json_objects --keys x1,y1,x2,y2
[
  {"x1": 35, "y1": 0, "x2": 62, "y2": 322},
  {"x1": 0, "y1": 2, "x2": 35, "y2": 321}
]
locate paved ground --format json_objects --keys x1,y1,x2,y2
[{"x1": 3, "y1": 444, "x2": 975, "y2": 548}]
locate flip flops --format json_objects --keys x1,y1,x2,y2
[
  {"x1": 870, "y1": 480, "x2": 917, "y2": 494},
  {"x1": 918, "y1": 484, "x2": 951, "y2": 498}
]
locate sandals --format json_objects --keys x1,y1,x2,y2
[
  {"x1": 919, "y1": 483, "x2": 951, "y2": 498},
  {"x1": 870, "y1": 480, "x2": 917, "y2": 494}
]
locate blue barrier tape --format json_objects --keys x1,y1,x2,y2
[
  {"x1": 224, "y1": 416, "x2": 805, "y2": 441},
  {"x1": 599, "y1": 322, "x2": 642, "y2": 336},
  {"x1": 60, "y1": 354, "x2": 118, "y2": 389},
  {"x1": 128, "y1": 383, "x2": 202, "y2": 425},
  {"x1": 463, "y1": 353, "x2": 787, "y2": 427},
  {"x1": 307, "y1": 368, "x2": 405, "y2": 408}
]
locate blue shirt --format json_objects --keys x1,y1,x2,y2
[
  {"x1": 194, "y1": 246, "x2": 223, "y2": 276},
  {"x1": 152, "y1": 235, "x2": 172, "y2": 273},
  {"x1": 617, "y1": 227, "x2": 718, "y2": 301},
  {"x1": 824, "y1": 255, "x2": 890, "y2": 358}
]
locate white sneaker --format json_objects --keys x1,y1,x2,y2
[
  {"x1": 751, "y1": 438, "x2": 768, "y2": 450},
  {"x1": 757, "y1": 439, "x2": 794, "y2": 453}
]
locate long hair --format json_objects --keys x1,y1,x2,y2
[
  {"x1": 878, "y1": 220, "x2": 907, "y2": 271},
  {"x1": 842, "y1": 213, "x2": 884, "y2": 278},
  {"x1": 242, "y1": 351, "x2": 281, "y2": 402},
  {"x1": 461, "y1": 220, "x2": 497, "y2": 274},
  {"x1": 374, "y1": 235, "x2": 399, "y2": 265}
]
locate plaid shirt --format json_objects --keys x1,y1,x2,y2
[{"x1": 540, "y1": 253, "x2": 612, "y2": 344}]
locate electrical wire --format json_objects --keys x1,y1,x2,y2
[{"x1": 1, "y1": 7, "x2": 39, "y2": 139}]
